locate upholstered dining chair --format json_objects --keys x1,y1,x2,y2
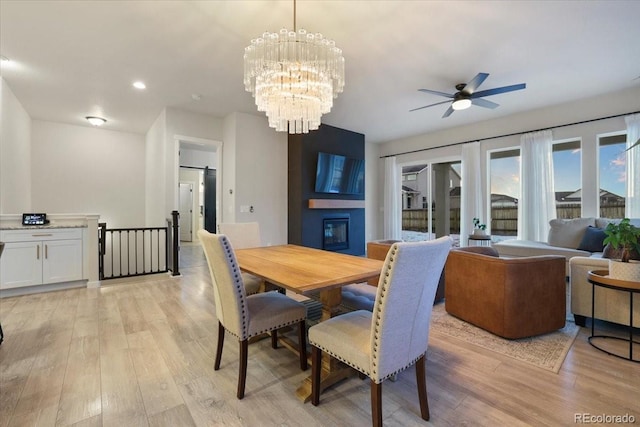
[
  {"x1": 309, "y1": 237, "x2": 452, "y2": 427},
  {"x1": 217, "y1": 222, "x2": 262, "y2": 295},
  {"x1": 198, "y1": 230, "x2": 308, "y2": 399}
]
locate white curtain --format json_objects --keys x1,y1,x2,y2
[
  {"x1": 519, "y1": 130, "x2": 556, "y2": 241},
  {"x1": 461, "y1": 141, "x2": 482, "y2": 246},
  {"x1": 383, "y1": 156, "x2": 402, "y2": 240},
  {"x1": 625, "y1": 113, "x2": 640, "y2": 218}
]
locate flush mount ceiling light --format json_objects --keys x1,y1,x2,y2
[
  {"x1": 133, "y1": 81, "x2": 146, "y2": 89},
  {"x1": 451, "y1": 97, "x2": 472, "y2": 111},
  {"x1": 86, "y1": 116, "x2": 107, "y2": 126},
  {"x1": 243, "y1": 0, "x2": 345, "y2": 134}
]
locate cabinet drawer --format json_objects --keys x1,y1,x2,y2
[{"x1": 0, "y1": 228, "x2": 83, "y2": 242}]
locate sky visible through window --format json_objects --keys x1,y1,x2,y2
[
  {"x1": 599, "y1": 143, "x2": 626, "y2": 197},
  {"x1": 490, "y1": 154, "x2": 520, "y2": 198},
  {"x1": 491, "y1": 142, "x2": 626, "y2": 199},
  {"x1": 553, "y1": 148, "x2": 581, "y2": 192}
]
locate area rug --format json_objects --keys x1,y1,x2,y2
[{"x1": 430, "y1": 304, "x2": 580, "y2": 373}]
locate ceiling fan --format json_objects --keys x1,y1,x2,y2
[{"x1": 410, "y1": 72, "x2": 526, "y2": 118}]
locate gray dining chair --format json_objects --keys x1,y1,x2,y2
[
  {"x1": 198, "y1": 230, "x2": 308, "y2": 399},
  {"x1": 217, "y1": 222, "x2": 263, "y2": 295},
  {"x1": 309, "y1": 237, "x2": 452, "y2": 427}
]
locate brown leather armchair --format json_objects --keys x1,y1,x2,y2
[{"x1": 444, "y1": 247, "x2": 566, "y2": 339}]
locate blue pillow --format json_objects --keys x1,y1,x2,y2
[{"x1": 577, "y1": 226, "x2": 606, "y2": 252}]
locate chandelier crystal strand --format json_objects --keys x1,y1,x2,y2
[{"x1": 244, "y1": 25, "x2": 345, "y2": 134}]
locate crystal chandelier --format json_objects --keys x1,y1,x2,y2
[{"x1": 243, "y1": 1, "x2": 345, "y2": 134}]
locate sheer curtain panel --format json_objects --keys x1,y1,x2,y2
[
  {"x1": 625, "y1": 113, "x2": 640, "y2": 218},
  {"x1": 384, "y1": 156, "x2": 402, "y2": 240},
  {"x1": 519, "y1": 130, "x2": 555, "y2": 241},
  {"x1": 461, "y1": 141, "x2": 483, "y2": 246}
]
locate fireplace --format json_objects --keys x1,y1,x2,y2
[{"x1": 323, "y1": 217, "x2": 349, "y2": 251}]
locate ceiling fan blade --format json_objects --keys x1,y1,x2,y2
[
  {"x1": 464, "y1": 72, "x2": 489, "y2": 94},
  {"x1": 418, "y1": 88, "x2": 455, "y2": 98},
  {"x1": 409, "y1": 100, "x2": 452, "y2": 112},
  {"x1": 442, "y1": 105, "x2": 455, "y2": 118},
  {"x1": 471, "y1": 83, "x2": 526, "y2": 98},
  {"x1": 471, "y1": 98, "x2": 499, "y2": 109}
]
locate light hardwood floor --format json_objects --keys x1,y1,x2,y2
[{"x1": 1, "y1": 244, "x2": 638, "y2": 427}]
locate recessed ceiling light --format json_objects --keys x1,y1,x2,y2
[
  {"x1": 86, "y1": 116, "x2": 107, "y2": 126},
  {"x1": 133, "y1": 81, "x2": 146, "y2": 89}
]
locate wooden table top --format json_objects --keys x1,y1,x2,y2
[
  {"x1": 235, "y1": 244, "x2": 384, "y2": 294},
  {"x1": 588, "y1": 270, "x2": 640, "y2": 291}
]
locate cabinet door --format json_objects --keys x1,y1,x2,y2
[
  {"x1": 0, "y1": 241, "x2": 43, "y2": 289},
  {"x1": 42, "y1": 240, "x2": 83, "y2": 284}
]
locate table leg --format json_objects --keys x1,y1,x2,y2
[{"x1": 295, "y1": 287, "x2": 356, "y2": 402}]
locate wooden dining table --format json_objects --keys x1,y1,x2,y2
[{"x1": 235, "y1": 244, "x2": 384, "y2": 401}]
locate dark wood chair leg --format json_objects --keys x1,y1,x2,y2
[
  {"x1": 298, "y1": 320, "x2": 308, "y2": 370},
  {"x1": 214, "y1": 321, "x2": 225, "y2": 370},
  {"x1": 237, "y1": 339, "x2": 248, "y2": 399},
  {"x1": 371, "y1": 380, "x2": 382, "y2": 427},
  {"x1": 311, "y1": 346, "x2": 321, "y2": 406},
  {"x1": 415, "y1": 355, "x2": 430, "y2": 421},
  {"x1": 271, "y1": 330, "x2": 278, "y2": 349}
]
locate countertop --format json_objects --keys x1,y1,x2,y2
[{"x1": 0, "y1": 224, "x2": 87, "y2": 231}]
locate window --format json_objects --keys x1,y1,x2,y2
[
  {"x1": 598, "y1": 134, "x2": 626, "y2": 218},
  {"x1": 404, "y1": 173, "x2": 417, "y2": 181},
  {"x1": 552, "y1": 140, "x2": 581, "y2": 218},
  {"x1": 489, "y1": 149, "x2": 520, "y2": 238}
]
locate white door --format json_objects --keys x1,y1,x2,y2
[{"x1": 179, "y1": 182, "x2": 193, "y2": 242}]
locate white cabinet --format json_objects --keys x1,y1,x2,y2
[{"x1": 0, "y1": 228, "x2": 83, "y2": 289}]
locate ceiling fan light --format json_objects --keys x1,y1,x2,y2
[
  {"x1": 86, "y1": 116, "x2": 107, "y2": 126},
  {"x1": 452, "y1": 98, "x2": 471, "y2": 111}
]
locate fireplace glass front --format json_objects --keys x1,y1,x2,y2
[{"x1": 323, "y1": 218, "x2": 349, "y2": 251}]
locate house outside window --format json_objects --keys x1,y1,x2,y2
[{"x1": 553, "y1": 140, "x2": 581, "y2": 219}]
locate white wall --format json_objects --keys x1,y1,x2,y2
[
  {"x1": 365, "y1": 142, "x2": 381, "y2": 242},
  {"x1": 31, "y1": 120, "x2": 145, "y2": 227},
  {"x1": 222, "y1": 112, "x2": 288, "y2": 246},
  {"x1": 222, "y1": 113, "x2": 237, "y2": 224},
  {"x1": 145, "y1": 109, "x2": 167, "y2": 226},
  {"x1": 0, "y1": 78, "x2": 32, "y2": 213},
  {"x1": 179, "y1": 147, "x2": 216, "y2": 169},
  {"x1": 371, "y1": 86, "x2": 640, "y2": 238}
]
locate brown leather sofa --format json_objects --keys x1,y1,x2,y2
[{"x1": 444, "y1": 246, "x2": 566, "y2": 339}]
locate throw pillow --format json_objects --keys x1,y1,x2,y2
[
  {"x1": 547, "y1": 217, "x2": 596, "y2": 249},
  {"x1": 577, "y1": 226, "x2": 606, "y2": 252}
]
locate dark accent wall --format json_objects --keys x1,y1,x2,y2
[{"x1": 288, "y1": 124, "x2": 366, "y2": 255}]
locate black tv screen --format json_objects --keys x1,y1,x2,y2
[{"x1": 315, "y1": 152, "x2": 365, "y2": 195}]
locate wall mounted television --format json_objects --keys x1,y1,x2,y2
[{"x1": 314, "y1": 152, "x2": 365, "y2": 195}]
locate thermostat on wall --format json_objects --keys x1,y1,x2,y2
[{"x1": 22, "y1": 213, "x2": 48, "y2": 226}]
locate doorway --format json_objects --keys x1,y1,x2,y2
[
  {"x1": 400, "y1": 159, "x2": 461, "y2": 245},
  {"x1": 179, "y1": 182, "x2": 194, "y2": 242}
]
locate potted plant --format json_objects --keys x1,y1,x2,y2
[
  {"x1": 603, "y1": 218, "x2": 640, "y2": 281},
  {"x1": 472, "y1": 217, "x2": 487, "y2": 236}
]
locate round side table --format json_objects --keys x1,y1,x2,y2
[
  {"x1": 468, "y1": 234, "x2": 491, "y2": 247},
  {"x1": 587, "y1": 270, "x2": 640, "y2": 363}
]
